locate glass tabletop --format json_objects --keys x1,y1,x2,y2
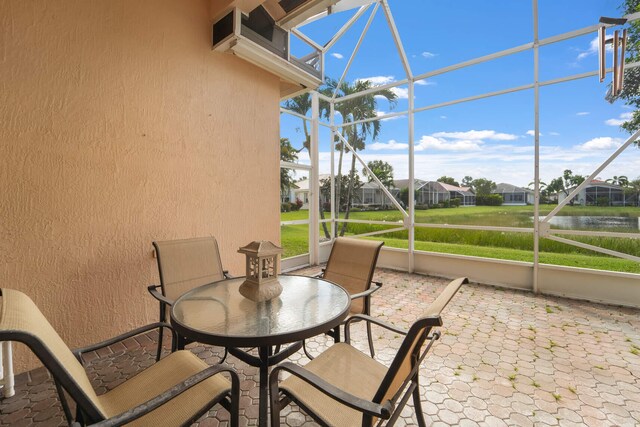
[{"x1": 170, "y1": 275, "x2": 351, "y2": 347}]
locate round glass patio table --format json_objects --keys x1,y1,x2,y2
[{"x1": 170, "y1": 275, "x2": 350, "y2": 427}]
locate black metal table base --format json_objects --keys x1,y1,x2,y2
[{"x1": 228, "y1": 342, "x2": 303, "y2": 426}]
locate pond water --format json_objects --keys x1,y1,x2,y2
[{"x1": 537, "y1": 216, "x2": 640, "y2": 231}]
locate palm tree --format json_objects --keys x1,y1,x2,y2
[
  {"x1": 528, "y1": 180, "x2": 547, "y2": 190},
  {"x1": 280, "y1": 138, "x2": 298, "y2": 194},
  {"x1": 606, "y1": 175, "x2": 629, "y2": 187},
  {"x1": 282, "y1": 94, "x2": 312, "y2": 152},
  {"x1": 325, "y1": 78, "x2": 397, "y2": 235},
  {"x1": 282, "y1": 92, "x2": 333, "y2": 238},
  {"x1": 626, "y1": 178, "x2": 640, "y2": 207}
]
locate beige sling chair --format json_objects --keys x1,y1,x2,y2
[
  {"x1": 0, "y1": 288, "x2": 239, "y2": 426},
  {"x1": 149, "y1": 236, "x2": 231, "y2": 361},
  {"x1": 307, "y1": 237, "x2": 384, "y2": 358},
  {"x1": 270, "y1": 277, "x2": 468, "y2": 427}
]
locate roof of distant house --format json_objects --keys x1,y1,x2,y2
[
  {"x1": 361, "y1": 181, "x2": 382, "y2": 189},
  {"x1": 568, "y1": 180, "x2": 623, "y2": 190},
  {"x1": 494, "y1": 183, "x2": 533, "y2": 194},
  {"x1": 393, "y1": 179, "x2": 428, "y2": 190},
  {"x1": 293, "y1": 174, "x2": 330, "y2": 191},
  {"x1": 438, "y1": 182, "x2": 472, "y2": 193}
]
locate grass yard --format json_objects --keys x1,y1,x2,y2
[
  {"x1": 336, "y1": 204, "x2": 640, "y2": 226},
  {"x1": 281, "y1": 205, "x2": 640, "y2": 273}
]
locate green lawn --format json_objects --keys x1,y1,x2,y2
[
  {"x1": 336, "y1": 204, "x2": 640, "y2": 226},
  {"x1": 280, "y1": 224, "x2": 308, "y2": 258},
  {"x1": 283, "y1": 205, "x2": 640, "y2": 226},
  {"x1": 281, "y1": 205, "x2": 640, "y2": 273}
]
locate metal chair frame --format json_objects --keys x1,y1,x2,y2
[
  {"x1": 306, "y1": 238, "x2": 384, "y2": 358},
  {"x1": 270, "y1": 277, "x2": 468, "y2": 427},
  {"x1": 0, "y1": 289, "x2": 240, "y2": 427},
  {"x1": 148, "y1": 237, "x2": 231, "y2": 361}
]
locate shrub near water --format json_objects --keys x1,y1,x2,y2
[{"x1": 476, "y1": 194, "x2": 503, "y2": 206}]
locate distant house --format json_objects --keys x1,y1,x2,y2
[
  {"x1": 558, "y1": 180, "x2": 630, "y2": 206},
  {"x1": 356, "y1": 181, "x2": 398, "y2": 208},
  {"x1": 494, "y1": 183, "x2": 534, "y2": 205},
  {"x1": 393, "y1": 179, "x2": 427, "y2": 205},
  {"x1": 392, "y1": 179, "x2": 476, "y2": 206},
  {"x1": 393, "y1": 179, "x2": 438, "y2": 205},
  {"x1": 419, "y1": 181, "x2": 450, "y2": 205},
  {"x1": 438, "y1": 182, "x2": 476, "y2": 206},
  {"x1": 281, "y1": 183, "x2": 298, "y2": 203}
]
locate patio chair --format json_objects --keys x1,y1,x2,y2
[
  {"x1": 149, "y1": 236, "x2": 231, "y2": 360},
  {"x1": 308, "y1": 237, "x2": 384, "y2": 358},
  {"x1": 0, "y1": 288, "x2": 239, "y2": 427},
  {"x1": 270, "y1": 277, "x2": 468, "y2": 427}
]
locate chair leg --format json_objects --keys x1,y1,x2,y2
[
  {"x1": 302, "y1": 340, "x2": 315, "y2": 360},
  {"x1": 53, "y1": 380, "x2": 73, "y2": 425},
  {"x1": 412, "y1": 378, "x2": 427, "y2": 427},
  {"x1": 269, "y1": 376, "x2": 281, "y2": 427},
  {"x1": 229, "y1": 387, "x2": 239, "y2": 427},
  {"x1": 157, "y1": 303, "x2": 167, "y2": 361},
  {"x1": 177, "y1": 335, "x2": 186, "y2": 351},
  {"x1": 221, "y1": 368, "x2": 240, "y2": 427},
  {"x1": 155, "y1": 325, "x2": 164, "y2": 361},
  {"x1": 366, "y1": 321, "x2": 375, "y2": 358},
  {"x1": 332, "y1": 326, "x2": 340, "y2": 343},
  {"x1": 219, "y1": 347, "x2": 228, "y2": 364}
]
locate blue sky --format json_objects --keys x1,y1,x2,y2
[{"x1": 281, "y1": 0, "x2": 640, "y2": 187}]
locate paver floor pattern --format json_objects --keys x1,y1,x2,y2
[{"x1": 1, "y1": 267, "x2": 639, "y2": 426}]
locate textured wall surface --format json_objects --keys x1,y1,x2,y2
[{"x1": 0, "y1": 0, "x2": 281, "y2": 372}]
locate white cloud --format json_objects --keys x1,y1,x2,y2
[
  {"x1": 526, "y1": 130, "x2": 544, "y2": 137},
  {"x1": 440, "y1": 115, "x2": 447, "y2": 119},
  {"x1": 311, "y1": 143, "x2": 640, "y2": 188},
  {"x1": 431, "y1": 130, "x2": 518, "y2": 141},
  {"x1": 376, "y1": 111, "x2": 404, "y2": 121},
  {"x1": 605, "y1": 112, "x2": 633, "y2": 126},
  {"x1": 549, "y1": 132, "x2": 560, "y2": 136},
  {"x1": 330, "y1": 52, "x2": 344, "y2": 59},
  {"x1": 421, "y1": 51, "x2": 437, "y2": 58},
  {"x1": 577, "y1": 136, "x2": 623, "y2": 151},
  {"x1": 576, "y1": 112, "x2": 590, "y2": 116},
  {"x1": 415, "y1": 79, "x2": 436, "y2": 86},
  {"x1": 359, "y1": 75, "x2": 395, "y2": 85},
  {"x1": 576, "y1": 36, "x2": 612, "y2": 61},
  {"x1": 416, "y1": 136, "x2": 482, "y2": 151},
  {"x1": 390, "y1": 87, "x2": 408, "y2": 99},
  {"x1": 576, "y1": 37, "x2": 599, "y2": 60},
  {"x1": 369, "y1": 139, "x2": 408, "y2": 150},
  {"x1": 359, "y1": 75, "x2": 409, "y2": 99}
]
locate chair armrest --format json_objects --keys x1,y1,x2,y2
[
  {"x1": 344, "y1": 314, "x2": 408, "y2": 344},
  {"x1": 349, "y1": 282, "x2": 382, "y2": 300},
  {"x1": 147, "y1": 285, "x2": 174, "y2": 306},
  {"x1": 86, "y1": 365, "x2": 239, "y2": 427},
  {"x1": 73, "y1": 322, "x2": 176, "y2": 361},
  {"x1": 271, "y1": 362, "x2": 393, "y2": 419}
]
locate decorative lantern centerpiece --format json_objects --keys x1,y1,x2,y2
[{"x1": 238, "y1": 241, "x2": 283, "y2": 302}]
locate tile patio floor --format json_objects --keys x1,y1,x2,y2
[{"x1": 1, "y1": 267, "x2": 639, "y2": 426}]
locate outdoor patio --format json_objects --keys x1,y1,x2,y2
[{"x1": 2, "y1": 267, "x2": 639, "y2": 427}]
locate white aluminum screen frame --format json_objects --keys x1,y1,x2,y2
[{"x1": 280, "y1": 0, "x2": 640, "y2": 286}]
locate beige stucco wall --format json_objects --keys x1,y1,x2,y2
[{"x1": 0, "y1": 0, "x2": 281, "y2": 373}]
